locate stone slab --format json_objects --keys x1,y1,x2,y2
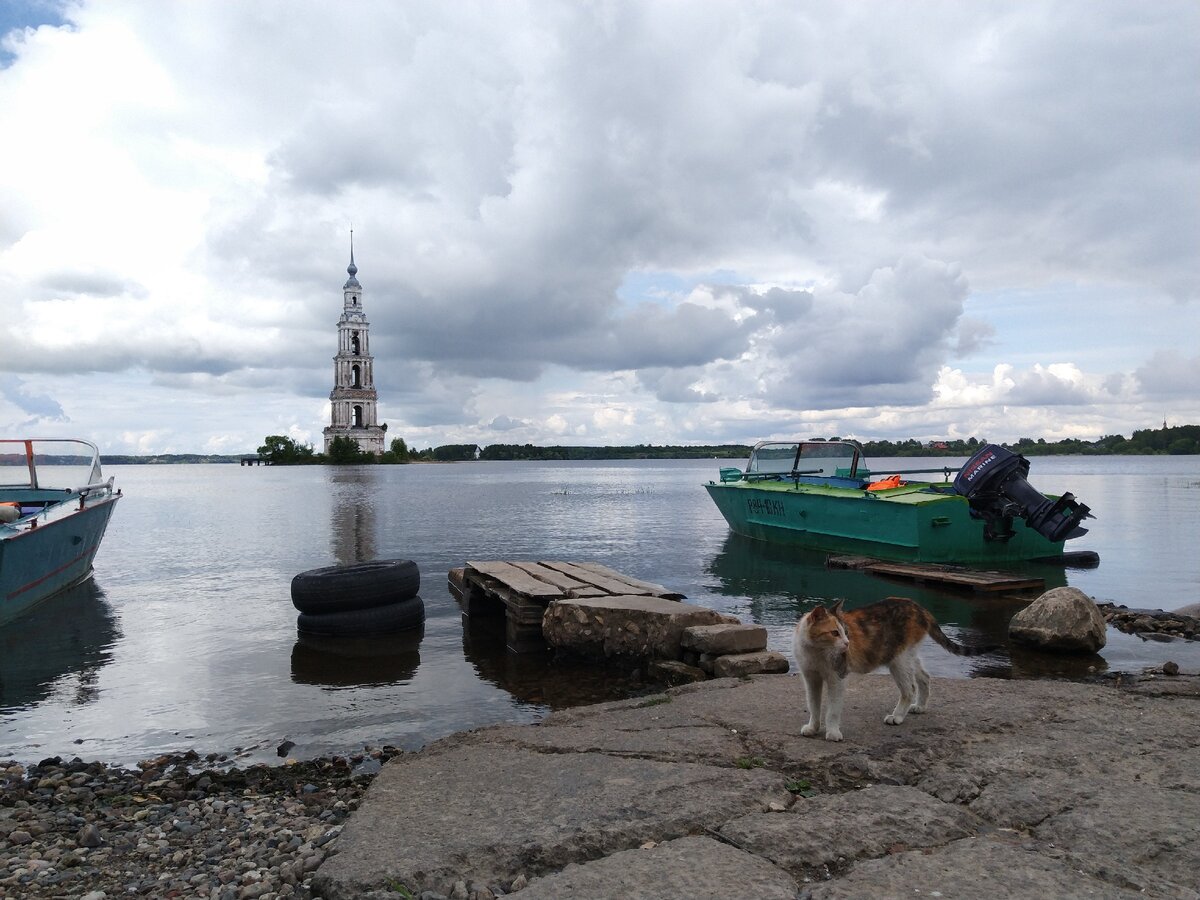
[
  {"x1": 712, "y1": 649, "x2": 790, "y2": 677},
  {"x1": 514, "y1": 835, "x2": 799, "y2": 900},
  {"x1": 802, "y1": 833, "x2": 1150, "y2": 899},
  {"x1": 318, "y1": 674, "x2": 1200, "y2": 900},
  {"x1": 682, "y1": 623, "x2": 768, "y2": 655},
  {"x1": 312, "y1": 744, "x2": 791, "y2": 899},
  {"x1": 720, "y1": 785, "x2": 981, "y2": 876}
]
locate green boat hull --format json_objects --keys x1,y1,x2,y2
[{"x1": 704, "y1": 478, "x2": 1066, "y2": 565}]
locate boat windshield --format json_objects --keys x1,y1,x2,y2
[
  {"x1": 0, "y1": 439, "x2": 105, "y2": 491},
  {"x1": 746, "y1": 440, "x2": 860, "y2": 477}
]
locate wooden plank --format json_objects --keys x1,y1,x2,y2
[
  {"x1": 576, "y1": 561, "x2": 687, "y2": 600},
  {"x1": 465, "y1": 561, "x2": 562, "y2": 599},
  {"x1": 538, "y1": 561, "x2": 639, "y2": 596},
  {"x1": 509, "y1": 561, "x2": 592, "y2": 593},
  {"x1": 863, "y1": 561, "x2": 1043, "y2": 593},
  {"x1": 545, "y1": 561, "x2": 686, "y2": 599},
  {"x1": 563, "y1": 586, "x2": 608, "y2": 598}
]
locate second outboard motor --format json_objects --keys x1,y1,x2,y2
[{"x1": 953, "y1": 444, "x2": 1091, "y2": 543}]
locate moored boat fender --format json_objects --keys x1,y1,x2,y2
[
  {"x1": 290, "y1": 558, "x2": 420, "y2": 614},
  {"x1": 296, "y1": 595, "x2": 425, "y2": 637}
]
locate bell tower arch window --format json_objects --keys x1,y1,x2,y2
[
  {"x1": 353, "y1": 405, "x2": 364, "y2": 427},
  {"x1": 351, "y1": 333, "x2": 361, "y2": 355}
]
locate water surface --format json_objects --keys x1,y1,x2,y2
[{"x1": 2, "y1": 456, "x2": 1197, "y2": 766}]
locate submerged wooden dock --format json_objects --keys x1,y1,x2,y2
[
  {"x1": 450, "y1": 561, "x2": 686, "y2": 652},
  {"x1": 827, "y1": 555, "x2": 1046, "y2": 593}
]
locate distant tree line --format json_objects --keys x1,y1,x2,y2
[
  {"x1": 254, "y1": 435, "x2": 419, "y2": 466},
  {"x1": 128, "y1": 423, "x2": 1199, "y2": 467},
  {"x1": 478, "y1": 443, "x2": 753, "y2": 460}
]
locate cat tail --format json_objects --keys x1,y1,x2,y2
[{"x1": 926, "y1": 619, "x2": 1001, "y2": 657}]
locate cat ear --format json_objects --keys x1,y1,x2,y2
[{"x1": 829, "y1": 598, "x2": 845, "y2": 617}]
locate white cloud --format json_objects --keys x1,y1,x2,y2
[{"x1": 1, "y1": 1, "x2": 1197, "y2": 452}]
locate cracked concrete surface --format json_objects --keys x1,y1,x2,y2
[{"x1": 313, "y1": 673, "x2": 1200, "y2": 899}]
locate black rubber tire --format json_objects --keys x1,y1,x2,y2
[
  {"x1": 296, "y1": 595, "x2": 425, "y2": 637},
  {"x1": 290, "y1": 559, "x2": 420, "y2": 614}
]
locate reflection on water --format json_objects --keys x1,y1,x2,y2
[
  {"x1": 0, "y1": 580, "x2": 121, "y2": 712},
  {"x1": 329, "y1": 468, "x2": 378, "y2": 565},
  {"x1": 290, "y1": 628, "x2": 423, "y2": 689},
  {"x1": 460, "y1": 613, "x2": 649, "y2": 708}
]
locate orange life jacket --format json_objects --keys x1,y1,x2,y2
[{"x1": 866, "y1": 474, "x2": 903, "y2": 491}]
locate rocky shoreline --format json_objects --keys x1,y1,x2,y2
[
  {"x1": 0, "y1": 749, "x2": 398, "y2": 900},
  {"x1": 4, "y1": 600, "x2": 1197, "y2": 899},
  {"x1": 1097, "y1": 601, "x2": 1199, "y2": 639}
]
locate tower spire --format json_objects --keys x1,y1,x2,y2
[{"x1": 347, "y1": 227, "x2": 357, "y2": 278}]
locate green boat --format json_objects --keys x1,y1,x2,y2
[{"x1": 704, "y1": 440, "x2": 1091, "y2": 565}]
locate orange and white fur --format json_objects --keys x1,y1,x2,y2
[{"x1": 794, "y1": 596, "x2": 991, "y2": 741}]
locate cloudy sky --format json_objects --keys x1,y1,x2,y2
[{"x1": 1, "y1": 1, "x2": 1196, "y2": 455}]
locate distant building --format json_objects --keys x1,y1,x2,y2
[{"x1": 322, "y1": 235, "x2": 387, "y2": 456}]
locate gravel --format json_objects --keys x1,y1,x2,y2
[{"x1": 0, "y1": 747, "x2": 399, "y2": 900}]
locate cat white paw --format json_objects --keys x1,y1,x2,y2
[
  {"x1": 824, "y1": 728, "x2": 843, "y2": 742},
  {"x1": 884, "y1": 714, "x2": 904, "y2": 726},
  {"x1": 800, "y1": 722, "x2": 820, "y2": 737}
]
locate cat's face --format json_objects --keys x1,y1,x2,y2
[{"x1": 801, "y1": 606, "x2": 849, "y2": 659}]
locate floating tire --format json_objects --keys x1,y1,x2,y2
[
  {"x1": 290, "y1": 559, "x2": 420, "y2": 614},
  {"x1": 296, "y1": 595, "x2": 425, "y2": 637}
]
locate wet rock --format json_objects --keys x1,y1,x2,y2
[
  {"x1": 712, "y1": 650, "x2": 790, "y2": 677},
  {"x1": 1009, "y1": 586, "x2": 1107, "y2": 653},
  {"x1": 647, "y1": 659, "x2": 707, "y2": 685},
  {"x1": 681, "y1": 623, "x2": 768, "y2": 655},
  {"x1": 1097, "y1": 602, "x2": 1199, "y2": 639}
]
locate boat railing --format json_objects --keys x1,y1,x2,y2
[
  {"x1": 869, "y1": 466, "x2": 958, "y2": 481},
  {"x1": 740, "y1": 467, "x2": 825, "y2": 483},
  {"x1": 66, "y1": 477, "x2": 117, "y2": 497}
]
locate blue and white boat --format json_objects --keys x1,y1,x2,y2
[{"x1": 1, "y1": 438, "x2": 122, "y2": 626}]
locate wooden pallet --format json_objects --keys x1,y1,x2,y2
[{"x1": 454, "y1": 561, "x2": 685, "y2": 652}]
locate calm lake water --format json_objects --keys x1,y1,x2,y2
[{"x1": 2, "y1": 455, "x2": 1198, "y2": 767}]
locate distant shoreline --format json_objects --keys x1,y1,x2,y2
[{"x1": 6, "y1": 423, "x2": 1196, "y2": 465}]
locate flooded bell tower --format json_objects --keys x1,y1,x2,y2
[{"x1": 322, "y1": 232, "x2": 386, "y2": 455}]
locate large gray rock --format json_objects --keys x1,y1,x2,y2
[
  {"x1": 542, "y1": 595, "x2": 738, "y2": 660},
  {"x1": 1008, "y1": 586, "x2": 1107, "y2": 653}
]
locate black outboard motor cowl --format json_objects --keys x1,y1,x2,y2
[{"x1": 953, "y1": 444, "x2": 1091, "y2": 543}]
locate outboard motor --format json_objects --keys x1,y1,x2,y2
[{"x1": 953, "y1": 444, "x2": 1091, "y2": 543}]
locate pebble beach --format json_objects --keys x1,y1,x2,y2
[{"x1": 0, "y1": 750, "x2": 392, "y2": 900}]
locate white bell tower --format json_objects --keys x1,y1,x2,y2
[{"x1": 323, "y1": 232, "x2": 386, "y2": 455}]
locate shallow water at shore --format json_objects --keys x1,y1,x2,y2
[{"x1": 2, "y1": 456, "x2": 1197, "y2": 767}]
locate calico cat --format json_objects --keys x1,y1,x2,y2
[{"x1": 794, "y1": 596, "x2": 994, "y2": 742}]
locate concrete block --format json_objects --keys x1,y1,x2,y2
[
  {"x1": 543, "y1": 595, "x2": 738, "y2": 661},
  {"x1": 682, "y1": 623, "x2": 768, "y2": 655},
  {"x1": 712, "y1": 650, "x2": 790, "y2": 677}
]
